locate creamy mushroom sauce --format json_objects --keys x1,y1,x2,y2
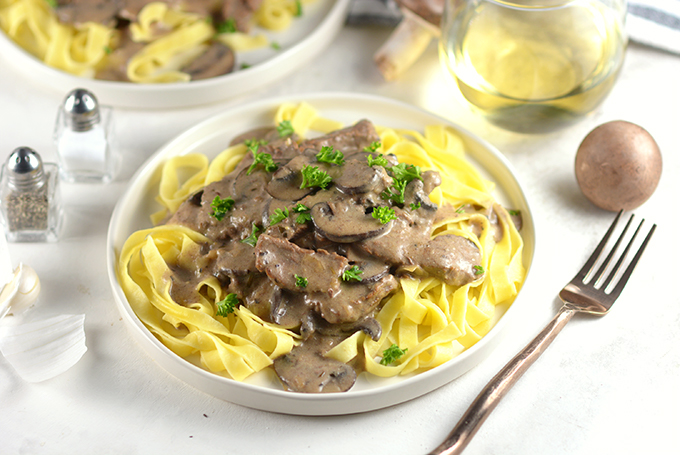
[
  {"x1": 163, "y1": 120, "x2": 496, "y2": 393},
  {"x1": 54, "y1": 0, "x2": 261, "y2": 81}
]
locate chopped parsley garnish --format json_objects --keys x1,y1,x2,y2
[
  {"x1": 300, "y1": 165, "x2": 332, "y2": 189},
  {"x1": 473, "y1": 265, "x2": 485, "y2": 276},
  {"x1": 270, "y1": 207, "x2": 289, "y2": 225},
  {"x1": 381, "y1": 178, "x2": 407, "y2": 205},
  {"x1": 210, "y1": 196, "x2": 235, "y2": 221},
  {"x1": 246, "y1": 141, "x2": 278, "y2": 175},
  {"x1": 508, "y1": 209, "x2": 521, "y2": 216},
  {"x1": 216, "y1": 293, "x2": 239, "y2": 316},
  {"x1": 372, "y1": 206, "x2": 397, "y2": 224},
  {"x1": 104, "y1": 45, "x2": 112, "y2": 55},
  {"x1": 410, "y1": 201, "x2": 421, "y2": 211},
  {"x1": 367, "y1": 153, "x2": 389, "y2": 167},
  {"x1": 294, "y1": 0, "x2": 303, "y2": 16},
  {"x1": 342, "y1": 265, "x2": 363, "y2": 282},
  {"x1": 241, "y1": 63, "x2": 251, "y2": 70},
  {"x1": 215, "y1": 18, "x2": 237, "y2": 34},
  {"x1": 456, "y1": 207, "x2": 465, "y2": 214},
  {"x1": 390, "y1": 162, "x2": 421, "y2": 183},
  {"x1": 276, "y1": 120, "x2": 294, "y2": 137},
  {"x1": 271, "y1": 41, "x2": 281, "y2": 50},
  {"x1": 44, "y1": 0, "x2": 57, "y2": 7},
  {"x1": 292, "y1": 203, "x2": 311, "y2": 223},
  {"x1": 363, "y1": 141, "x2": 381, "y2": 153},
  {"x1": 294, "y1": 274, "x2": 308, "y2": 288},
  {"x1": 380, "y1": 344, "x2": 408, "y2": 365},
  {"x1": 241, "y1": 223, "x2": 262, "y2": 247},
  {"x1": 316, "y1": 146, "x2": 344, "y2": 166}
]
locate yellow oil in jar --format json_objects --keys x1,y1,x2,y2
[{"x1": 439, "y1": 0, "x2": 627, "y2": 133}]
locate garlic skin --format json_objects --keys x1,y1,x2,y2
[{"x1": 0, "y1": 263, "x2": 41, "y2": 319}]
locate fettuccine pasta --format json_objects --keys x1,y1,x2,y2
[{"x1": 117, "y1": 102, "x2": 526, "y2": 386}]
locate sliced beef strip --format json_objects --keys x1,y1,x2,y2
[
  {"x1": 406, "y1": 234, "x2": 482, "y2": 286},
  {"x1": 254, "y1": 234, "x2": 348, "y2": 294},
  {"x1": 297, "y1": 120, "x2": 381, "y2": 156},
  {"x1": 307, "y1": 273, "x2": 399, "y2": 324}
]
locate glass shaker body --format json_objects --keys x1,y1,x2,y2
[
  {"x1": 0, "y1": 156, "x2": 62, "y2": 243},
  {"x1": 439, "y1": 0, "x2": 628, "y2": 133},
  {"x1": 54, "y1": 103, "x2": 114, "y2": 183}
]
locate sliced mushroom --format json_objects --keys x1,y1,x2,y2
[
  {"x1": 55, "y1": 0, "x2": 122, "y2": 26},
  {"x1": 334, "y1": 158, "x2": 389, "y2": 195},
  {"x1": 181, "y1": 42, "x2": 235, "y2": 81},
  {"x1": 273, "y1": 333, "x2": 356, "y2": 393},
  {"x1": 406, "y1": 234, "x2": 482, "y2": 286},
  {"x1": 311, "y1": 201, "x2": 392, "y2": 244},
  {"x1": 346, "y1": 246, "x2": 390, "y2": 283},
  {"x1": 298, "y1": 120, "x2": 381, "y2": 156}
]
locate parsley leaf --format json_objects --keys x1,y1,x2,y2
[
  {"x1": 316, "y1": 146, "x2": 345, "y2": 166},
  {"x1": 390, "y1": 163, "x2": 421, "y2": 183},
  {"x1": 300, "y1": 165, "x2": 332, "y2": 189},
  {"x1": 292, "y1": 203, "x2": 311, "y2": 223},
  {"x1": 241, "y1": 224, "x2": 262, "y2": 247},
  {"x1": 215, "y1": 18, "x2": 237, "y2": 34},
  {"x1": 410, "y1": 201, "x2": 421, "y2": 211},
  {"x1": 363, "y1": 141, "x2": 381, "y2": 153},
  {"x1": 271, "y1": 41, "x2": 281, "y2": 50},
  {"x1": 473, "y1": 265, "x2": 485, "y2": 276},
  {"x1": 342, "y1": 265, "x2": 363, "y2": 282},
  {"x1": 294, "y1": 0, "x2": 303, "y2": 16},
  {"x1": 380, "y1": 344, "x2": 408, "y2": 365},
  {"x1": 381, "y1": 179, "x2": 407, "y2": 205},
  {"x1": 210, "y1": 196, "x2": 235, "y2": 221},
  {"x1": 270, "y1": 207, "x2": 289, "y2": 225},
  {"x1": 44, "y1": 0, "x2": 57, "y2": 7},
  {"x1": 246, "y1": 141, "x2": 278, "y2": 175},
  {"x1": 294, "y1": 274, "x2": 308, "y2": 288},
  {"x1": 216, "y1": 293, "x2": 239, "y2": 316},
  {"x1": 367, "y1": 153, "x2": 389, "y2": 167},
  {"x1": 372, "y1": 206, "x2": 397, "y2": 224},
  {"x1": 276, "y1": 120, "x2": 294, "y2": 137}
]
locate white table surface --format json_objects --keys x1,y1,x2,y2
[{"x1": 1, "y1": 19, "x2": 679, "y2": 455}]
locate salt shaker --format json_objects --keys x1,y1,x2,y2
[
  {"x1": 0, "y1": 147, "x2": 62, "y2": 242},
  {"x1": 54, "y1": 88, "x2": 114, "y2": 183}
]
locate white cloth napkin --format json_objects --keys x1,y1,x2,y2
[
  {"x1": 347, "y1": 0, "x2": 680, "y2": 55},
  {"x1": 628, "y1": 0, "x2": 680, "y2": 54}
]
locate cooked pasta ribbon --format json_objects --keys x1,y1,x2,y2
[{"x1": 118, "y1": 103, "x2": 526, "y2": 382}]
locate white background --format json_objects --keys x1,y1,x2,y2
[{"x1": 1, "y1": 16, "x2": 679, "y2": 455}]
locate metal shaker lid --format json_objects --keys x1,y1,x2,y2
[
  {"x1": 63, "y1": 88, "x2": 100, "y2": 132},
  {"x1": 6, "y1": 147, "x2": 46, "y2": 191}
]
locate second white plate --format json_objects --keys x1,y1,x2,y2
[{"x1": 0, "y1": 0, "x2": 349, "y2": 108}]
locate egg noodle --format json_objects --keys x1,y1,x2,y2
[
  {"x1": 0, "y1": 0, "x2": 316, "y2": 82},
  {"x1": 116, "y1": 102, "x2": 526, "y2": 384}
]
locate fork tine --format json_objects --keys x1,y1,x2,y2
[
  {"x1": 575, "y1": 210, "x2": 623, "y2": 283},
  {"x1": 599, "y1": 217, "x2": 642, "y2": 290},
  {"x1": 607, "y1": 222, "x2": 656, "y2": 298},
  {"x1": 593, "y1": 213, "x2": 635, "y2": 287}
]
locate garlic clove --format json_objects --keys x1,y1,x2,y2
[
  {"x1": 0, "y1": 263, "x2": 41, "y2": 319},
  {"x1": 0, "y1": 314, "x2": 87, "y2": 383}
]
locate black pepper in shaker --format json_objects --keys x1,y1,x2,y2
[{"x1": 0, "y1": 147, "x2": 62, "y2": 242}]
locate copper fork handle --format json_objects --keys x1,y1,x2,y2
[{"x1": 429, "y1": 305, "x2": 577, "y2": 455}]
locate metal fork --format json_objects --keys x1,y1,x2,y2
[{"x1": 428, "y1": 211, "x2": 656, "y2": 455}]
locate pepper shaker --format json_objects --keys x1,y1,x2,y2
[
  {"x1": 0, "y1": 147, "x2": 62, "y2": 242},
  {"x1": 54, "y1": 88, "x2": 114, "y2": 183}
]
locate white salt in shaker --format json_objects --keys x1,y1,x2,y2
[{"x1": 54, "y1": 88, "x2": 114, "y2": 183}]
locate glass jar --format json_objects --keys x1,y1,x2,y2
[{"x1": 439, "y1": 0, "x2": 628, "y2": 134}]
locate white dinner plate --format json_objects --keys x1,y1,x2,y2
[
  {"x1": 106, "y1": 93, "x2": 536, "y2": 415},
  {"x1": 0, "y1": 0, "x2": 349, "y2": 109}
]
